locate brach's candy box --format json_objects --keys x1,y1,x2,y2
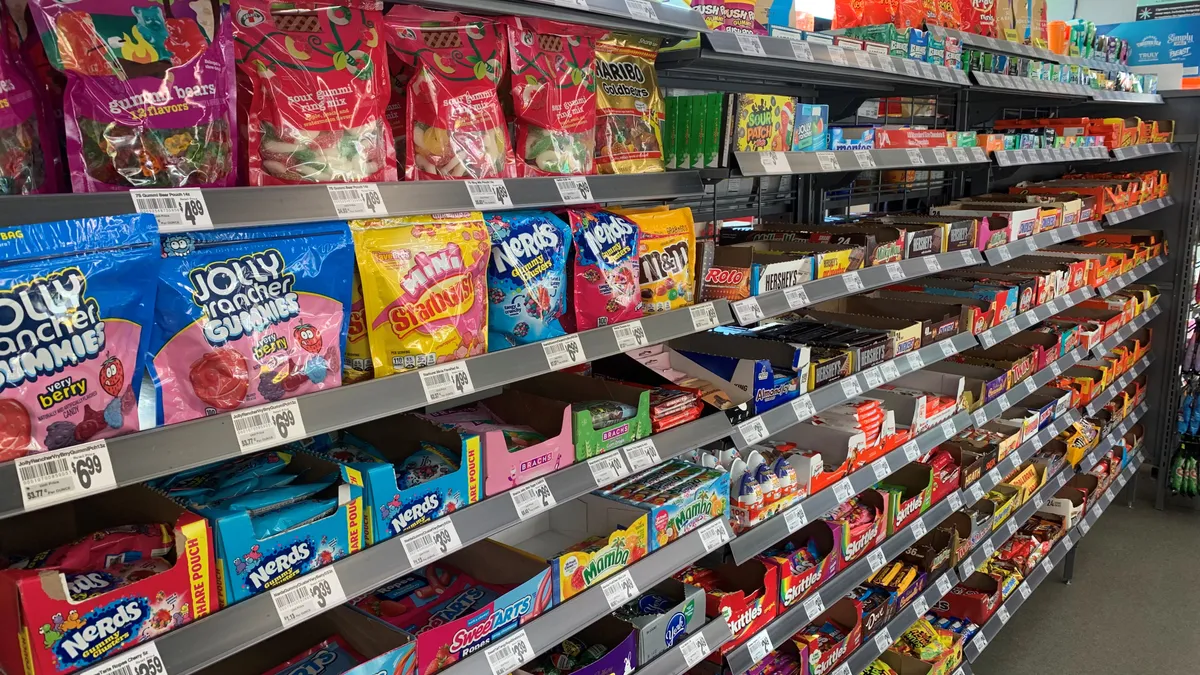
[
  {"x1": 193, "y1": 607, "x2": 415, "y2": 675},
  {"x1": 301, "y1": 414, "x2": 483, "y2": 543},
  {"x1": 595, "y1": 459, "x2": 729, "y2": 550},
  {"x1": 759, "y1": 520, "x2": 843, "y2": 608},
  {"x1": 491, "y1": 495, "x2": 650, "y2": 602},
  {"x1": 0, "y1": 485, "x2": 216, "y2": 675},
  {"x1": 354, "y1": 540, "x2": 553, "y2": 674},
  {"x1": 614, "y1": 579, "x2": 705, "y2": 663},
  {"x1": 511, "y1": 372, "x2": 652, "y2": 460},
  {"x1": 675, "y1": 559, "x2": 778, "y2": 661}
]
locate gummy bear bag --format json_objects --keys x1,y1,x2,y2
[
  {"x1": 565, "y1": 209, "x2": 643, "y2": 332},
  {"x1": 28, "y1": 0, "x2": 237, "y2": 192},
  {"x1": 234, "y1": 0, "x2": 395, "y2": 185},
  {"x1": 385, "y1": 7, "x2": 517, "y2": 181},
  {"x1": 483, "y1": 210, "x2": 570, "y2": 350},
  {"x1": 350, "y1": 213, "x2": 490, "y2": 377},
  {"x1": 0, "y1": 214, "x2": 158, "y2": 461},
  {"x1": 0, "y1": 6, "x2": 61, "y2": 195},
  {"x1": 148, "y1": 223, "x2": 354, "y2": 425}
]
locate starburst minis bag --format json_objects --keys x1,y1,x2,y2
[
  {"x1": 386, "y1": 7, "x2": 516, "y2": 181},
  {"x1": 0, "y1": 214, "x2": 158, "y2": 461},
  {"x1": 505, "y1": 17, "x2": 603, "y2": 176},
  {"x1": 28, "y1": 0, "x2": 236, "y2": 191},
  {"x1": 148, "y1": 223, "x2": 354, "y2": 425},
  {"x1": 594, "y1": 33, "x2": 665, "y2": 175},
  {"x1": 351, "y1": 213, "x2": 490, "y2": 377},
  {"x1": 234, "y1": 0, "x2": 395, "y2": 185}
]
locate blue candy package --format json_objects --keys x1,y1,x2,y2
[
  {"x1": 251, "y1": 497, "x2": 340, "y2": 539},
  {"x1": 263, "y1": 636, "x2": 365, "y2": 675},
  {"x1": 0, "y1": 214, "x2": 159, "y2": 461},
  {"x1": 211, "y1": 481, "x2": 333, "y2": 515},
  {"x1": 397, "y1": 442, "x2": 459, "y2": 490},
  {"x1": 148, "y1": 222, "x2": 354, "y2": 425},
  {"x1": 483, "y1": 210, "x2": 571, "y2": 349},
  {"x1": 206, "y1": 472, "x2": 299, "y2": 502}
]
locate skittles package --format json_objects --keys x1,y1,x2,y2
[
  {"x1": 483, "y1": 210, "x2": 570, "y2": 350},
  {"x1": 504, "y1": 16, "x2": 604, "y2": 176},
  {"x1": 148, "y1": 223, "x2": 354, "y2": 425},
  {"x1": 351, "y1": 213, "x2": 490, "y2": 377},
  {"x1": 0, "y1": 6, "x2": 61, "y2": 195},
  {"x1": 565, "y1": 209, "x2": 642, "y2": 331},
  {"x1": 28, "y1": 0, "x2": 237, "y2": 192},
  {"x1": 234, "y1": 0, "x2": 395, "y2": 185},
  {"x1": 385, "y1": 7, "x2": 517, "y2": 181},
  {"x1": 624, "y1": 207, "x2": 696, "y2": 315},
  {"x1": 594, "y1": 33, "x2": 665, "y2": 175},
  {"x1": 0, "y1": 214, "x2": 158, "y2": 461}
]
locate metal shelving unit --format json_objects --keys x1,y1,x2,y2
[
  {"x1": 734, "y1": 147, "x2": 988, "y2": 177},
  {"x1": 1104, "y1": 196, "x2": 1176, "y2": 225}
]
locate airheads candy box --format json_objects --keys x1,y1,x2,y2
[
  {"x1": 299, "y1": 415, "x2": 482, "y2": 544},
  {"x1": 148, "y1": 221, "x2": 354, "y2": 426},
  {"x1": 0, "y1": 214, "x2": 158, "y2": 462},
  {"x1": 0, "y1": 485, "x2": 216, "y2": 675}
]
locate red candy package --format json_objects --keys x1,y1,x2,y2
[
  {"x1": 385, "y1": 7, "x2": 516, "y2": 181},
  {"x1": 17, "y1": 524, "x2": 172, "y2": 572},
  {"x1": 234, "y1": 0, "x2": 396, "y2": 185},
  {"x1": 504, "y1": 17, "x2": 603, "y2": 176},
  {"x1": 565, "y1": 209, "x2": 643, "y2": 331}
]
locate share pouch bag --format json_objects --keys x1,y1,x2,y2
[
  {"x1": 149, "y1": 223, "x2": 354, "y2": 425},
  {"x1": 0, "y1": 214, "x2": 158, "y2": 461}
]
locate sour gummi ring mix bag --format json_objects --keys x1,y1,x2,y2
[
  {"x1": 483, "y1": 210, "x2": 570, "y2": 350},
  {"x1": 384, "y1": 7, "x2": 516, "y2": 181},
  {"x1": 504, "y1": 17, "x2": 603, "y2": 177},
  {"x1": 28, "y1": 0, "x2": 237, "y2": 191},
  {"x1": 234, "y1": 0, "x2": 396, "y2": 185},
  {"x1": 350, "y1": 213, "x2": 490, "y2": 377},
  {"x1": 148, "y1": 222, "x2": 354, "y2": 425},
  {"x1": 564, "y1": 209, "x2": 643, "y2": 332},
  {"x1": 0, "y1": 214, "x2": 158, "y2": 461}
]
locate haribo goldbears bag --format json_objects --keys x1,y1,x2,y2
[
  {"x1": 594, "y1": 33, "x2": 665, "y2": 175},
  {"x1": 505, "y1": 17, "x2": 604, "y2": 176},
  {"x1": 351, "y1": 213, "x2": 490, "y2": 377},
  {"x1": 483, "y1": 210, "x2": 570, "y2": 350},
  {"x1": 565, "y1": 210, "x2": 643, "y2": 332},
  {"x1": 385, "y1": 7, "x2": 516, "y2": 181},
  {"x1": 0, "y1": 214, "x2": 158, "y2": 461},
  {"x1": 622, "y1": 207, "x2": 696, "y2": 314},
  {"x1": 28, "y1": 0, "x2": 236, "y2": 192},
  {"x1": 234, "y1": 0, "x2": 395, "y2": 185},
  {"x1": 148, "y1": 223, "x2": 354, "y2": 425}
]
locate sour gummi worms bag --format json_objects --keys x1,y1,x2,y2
[
  {"x1": 0, "y1": 6, "x2": 62, "y2": 195},
  {"x1": 234, "y1": 0, "x2": 396, "y2": 185},
  {"x1": 483, "y1": 210, "x2": 570, "y2": 350},
  {"x1": 0, "y1": 214, "x2": 159, "y2": 461},
  {"x1": 28, "y1": 0, "x2": 237, "y2": 191},
  {"x1": 384, "y1": 7, "x2": 516, "y2": 181},
  {"x1": 504, "y1": 16, "x2": 604, "y2": 177},
  {"x1": 350, "y1": 213, "x2": 490, "y2": 377},
  {"x1": 148, "y1": 222, "x2": 354, "y2": 425}
]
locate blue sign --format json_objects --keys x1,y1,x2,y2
[{"x1": 1098, "y1": 15, "x2": 1200, "y2": 74}]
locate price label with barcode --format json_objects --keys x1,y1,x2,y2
[
  {"x1": 940, "y1": 419, "x2": 957, "y2": 438},
  {"x1": 554, "y1": 176, "x2": 593, "y2": 203},
  {"x1": 872, "y1": 458, "x2": 891, "y2": 481},
  {"x1": 271, "y1": 566, "x2": 346, "y2": 627},
  {"x1": 1006, "y1": 518, "x2": 1018, "y2": 535},
  {"x1": 948, "y1": 491, "x2": 963, "y2": 510},
  {"x1": 737, "y1": 33, "x2": 766, "y2": 56},
  {"x1": 1018, "y1": 583, "x2": 1031, "y2": 599},
  {"x1": 816, "y1": 151, "x2": 841, "y2": 172},
  {"x1": 982, "y1": 539, "x2": 995, "y2": 558},
  {"x1": 602, "y1": 570, "x2": 639, "y2": 609},
  {"x1": 680, "y1": 631, "x2": 710, "y2": 667},
  {"x1": 911, "y1": 517, "x2": 928, "y2": 539},
  {"x1": 833, "y1": 478, "x2": 855, "y2": 503},
  {"x1": 1056, "y1": 472, "x2": 1068, "y2": 488},
  {"x1": 553, "y1": 0, "x2": 589, "y2": 7},
  {"x1": 973, "y1": 634, "x2": 988, "y2": 654},
  {"x1": 939, "y1": 340, "x2": 956, "y2": 357},
  {"x1": 784, "y1": 503, "x2": 808, "y2": 533},
  {"x1": 864, "y1": 367, "x2": 884, "y2": 389},
  {"x1": 932, "y1": 148, "x2": 950, "y2": 164},
  {"x1": 880, "y1": 361, "x2": 900, "y2": 381},
  {"x1": 738, "y1": 417, "x2": 769, "y2": 446},
  {"x1": 790, "y1": 40, "x2": 813, "y2": 61},
  {"x1": 131, "y1": 188, "x2": 213, "y2": 231},
  {"x1": 1041, "y1": 557, "x2": 1054, "y2": 575},
  {"x1": 854, "y1": 149, "x2": 876, "y2": 168},
  {"x1": 699, "y1": 520, "x2": 729, "y2": 552},
  {"x1": 973, "y1": 408, "x2": 989, "y2": 427},
  {"x1": 884, "y1": 262, "x2": 905, "y2": 281},
  {"x1": 733, "y1": 298, "x2": 765, "y2": 324},
  {"x1": 612, "y1": 320, "x2": 649, "y2": 352},
  {"x1": 401, "y1": 518, "x2": 462, "y2": 566},
  {"x1": 841, "y1": 377, "x2": 862, "y2": 398},
  {"x1": 485, "y1": 630, "x2": 534, "y2": 675},
  {"x1": 913, "y1": 595, "x2": 929, "y2": 616},
  {"x1": 997, "y1": 394, "x2": 1010, "y2": 410},
  {"x1": 937, "y1": 574, "x2": 953, "y2": 595},
  {"x1": 906, "y1": 148, "x2": 926, "y2": 165},
  {"x1": 904, "y1": 441, "x2": 921, "y2": 462},
  {"x1": 589, "y1": 452, "x2": 630, "y2": 486},
  {"x1": 419, "y1": 361, "x2": 474, "y2": 403},
  {"x1": 997, "y1": 606, "x2": 1010, "y2": 624},
  {"x1": 792, "y1": 395, "x2": 816, "y2": 422},
  {"x1": 873, "y1": 629, "x2": 892, "y2": 654},
  {"x1": 17, "y1": 441, "x2": 116, "y2": 510},
  {"x1": 867, "y1": 548, "x2": 887, "y2": 573},
  {"x1": 903, "y1": 59, "x2": 920, "y2": 76},
  {"x1": 853, "y1": 51, "x2": 874, "y2": 69},
  {"x1": 843, "y1": 271, "x2": 865, "y2": 293},
  {"x1": 827, "y1": 45, "x2": 848, "y2": 66},
  {"x1": 747, "y1": 631, "x2": 773, "y2": 664},
  {"x1": 231, "y1": 400, "x2": 306, "y2": 454},
  {"x1": 925, "y1": 256, "x2": 942, "y2": 273},
  {"x1": 81, "y1": 643, "x2": 166, "y2": 675},
  {"x1": 465, "y1": 179, "x2": 513, "y2": 208},
  {"x1": 952, "y1": 147, "x2": 971, "y2": 164},
  {"x1": 689, "y1": 302, "x2": 720, "y2": 331},
  {"x1": 625, "y1": 0, "x2": 658, "y2": 21},
  {"x1": 919, "y1": 61, "x2": 936, "y2": 78},
  {"x1": 543, "y1": 334, "x2": 586, "y2": 370},
  {"x1": 785, "y1": 284, "x2": 809, "y2": 309},
  {"x1": 969, "y1": 484, "x2": 985, "y2": 503},
  {"x1": 907, "y1": 352, "x2": 925, "y2": 371},
  {"x1": 878, "y1": 56, "x2": 897, "y2": 72},
  {"x1": 758, "y1": 151, "x2": 790, "y2": 174},
  {"x1": 326, "y1": 183, "x2": 385, "y2": 218},
  {"x1": 624, "y1": 439, "x2": 660, "y2": 472},
  {"x1": 803, "y1": 593, "x2": 826, "y2": 619},
  {"x1": 510, "y1": 478, "x2": 556, "y2": 520}
]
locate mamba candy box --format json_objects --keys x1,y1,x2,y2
[
  {"x1": 595, "y1": 459, "x2": 730, "y2": 551},
  {"x1": 0, "y1": 486, "x2": 217, "y2": 675}
]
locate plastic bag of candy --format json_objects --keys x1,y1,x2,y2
[
  {"x1": 234, "y1": 0, "x2": 395, "y2": 185},
  {"x1": 594, "y1": 33, "x2": 665, "y2": 175},
  {"x1": 504, "y1": 16, "x2": 603, "y2": 176},
  {"x1": 0, "y1": 7, "x2": 61, "y2": 194},
  {"x1": 564, "y1": 209, "x2": 643, "y2": 331},
  {"x1": 484, "y1": 210, "x2": 570, "y2": 349},
  {"x1": 385, "y1": 7, "x2": 516, "y2": 181},
  {"x1": 29, "y1": 0, "x2": 236, "y2": 191}
]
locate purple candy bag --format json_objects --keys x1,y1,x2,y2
[{"x1": 0, "y1": 5, "x2": 61, "y2": 194}]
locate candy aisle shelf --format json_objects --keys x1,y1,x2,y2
[{"x1": 0, "y1": 4, "x2": 1188, "y2": 675}]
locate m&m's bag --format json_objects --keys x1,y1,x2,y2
[{"x1": 622, "y1": 207, "x2": 696, "y2": 315}]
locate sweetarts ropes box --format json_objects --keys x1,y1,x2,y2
[{"x1": 0, "y1": 486, "x2": 216, "y2": 675}]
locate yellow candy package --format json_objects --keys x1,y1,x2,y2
[
  {"x1": 594, "y1": 33, "x2": 666, "y2": 174},
  {"x1": 344, "y1": 270, "x2": 374, "y2": 384},
  {"x1": 350, "y1": 213, "x2": 491, "y2": 377},
  {"x1": 624, "y1": 207, "x2": 696, "y2": 314}
]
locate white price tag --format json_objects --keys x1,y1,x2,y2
[
  {"x1": 913, "y1": 596, "x2": 929, "y2": 616},
  {"x1": 625, "y1": 0, "x2": 659, "y2": 21},
  {"x1": 996, "y1": 247, "x2": 1013, "y2": 262},
  {"x1": 588, "y1": 452, "x2": 630, "y2": 486},
  {"x1": 612, "y1": 320, "x2": 648, "y2": 352},
  {"x1": 902, "y1": 441, "x2": 921, "y2": 463},
  {"x1": 997, "y1": 394, "x2": 1010, "y2": 410},
  {"x1": 932, "y1": 148, "x2": 950, "y2": 164},
  {"x1": 738, "y1": 417, "x2": 770, "y2": 446},
  {"x1": 911, "y1": 518, "x2": 928, "y2": 539},
  {"x1": 543, "y1": 334, "x2": 587, "y2": 370},
  {"x1": 853, "y1": 50, "x2": 874, "y2": 69},
  {"x1": 969, "y1": 484, "x2": 985, "y2": 503},
  {"x1": 816, "y1": 151, "x2": 841, "y2": 172},
  {"x1": 941, "y1": 419, "x2": 958, "y2": 438},
  {"x1": 948, "y1": 492, "x2": 963, "y2": 510},
  {"x1": 232, "y1": 400, "x2": 306, "y2": 454},
  {"x1": 747, "y1": 631, "x2": 774, "y2": 664},
  {"x1": 485, "y1": 630, "x2": 535, "y2": 675},
  {"x1": 880, "y1": 361, "x2": 901, "y2": 381},
  {"x1": 981, "y1": 539, "x2": 995, "y2": 559},
  {"x1": 465, "y1": 179, "x2": 513, "y2": 208},
  {"x1": 872, "y1": 458, "x2": 892, "y2": 481},
  {"x1": 785, "y1": 284, "x2": 810, "y2": 309},
  {"x1": 841, "y1": 377, "x2": 863, "y2": 398},
  {"x1": 997, "y1": 606, "x2": 1011, "y2": 624},
  {"x1": 792, "y1": 395, "x2": 816, "y2": 422},
  {"x1": 867, "y1": 548, "x2": 888, "y2": 573},
  {"x1": 270, "y1": 566, "x2": 346, "y2": 628},
  {"x1": 832, "y1": 478, "x2": 855, "y2": 503},
  {"x1": 937, "y1": 574, "x2": 954, "y2": 595},
  {"x1": 759, "y1": 151, "x2": 791, "y2": 174},
  {"x1": 785, "y1": 503, "x2": 808, "y2": 533},
  {"x1": 17, "y1": 441, "x2": 116, "y2": 510},
  {"x1": 790, "y1": 40, "x2": 814, "y2": 61},
  {"x1": 939, "y1": 340, "x2": 956, "y2": 357},
  {"x1": 938, "y1": 66, "x2": 954, "y2": 82},
  {"x1": 510, "y1": 479, "x2": 556, "y2": 520},
  {"x1": 903, "y1": 59, "x2": 920, "y2": 77},
  {"x1": 1050, "y1": 361, "x2": 1063, "y2": 376},
  {"x1": 1079, "y1": 519, "x2": 1091, "y2": 535},
  {"x1": 972, "y1": 408, "x2": 989, "y2": 427},
  {"x1": 906, "y1": 148, "x2": 926, "y2": 165},
  {"x1": 973, "y1": 634, "x2": 988, "y2": 653},
  {"x1": 987, "y1": 468, "x2": 1002, "y2": 485},
  {"x1": 132, "y1": 188, "x2": 212, "y2": 231},
  {"x1": 326, "y1": 183, "x2": 385, "y2": 218},
  {"x1": 737, "y1": 34, "x2": 766, "y2": 56},
  {"x1": 552, "y1": 0, "x2": 589, "y2": 7},
  {"x1": 864, "y1": 367, "x2": 884, "y2": 389},
  {"x1": 953, "y1": 147, "x2": 971, "y2": 164},
  {"x1": 602, "y1": 571, "x2": 639, "y2": 609},
  {"x1": 885, "y1": 262, "x2": 905, "y2": 281},
  {"x1": 844, "y1": 272, "x2": 865, "y2": 292},
  {"x1": 855, "y1": 149, "x2": 876, "y2": 168},
  {"x1": 624, "y1": 439, "x2": 661, "y2": 472},
  {"x1": 827, "y1": 45, "x2": 848, "y2": 66},
  {"x1": 79, "y1": 642, "x2": 165, "y2": 675},
  {"x1": 874, "y1": 629, "x2": 893, "y2": 654},
  {"x1": 680, "y1": 632, "x2": 710, "y2": 667},
  {"x1": 906, "y1": 352, "x2": 925, "y2": 371},
  {"x1": 1056, "y1": 472, "x2": 1068, "y2": 488},
  {"x1": 919, "y1": 61, "x2": 936, "y2": 78},
  {"x1": 689, "y1": 302, "x2": 720, "y2": 330},
  {"x1": 419, "y1": 361, "x2": 474, "y2": 403},
  {"x1": 553, "y1": 176, "x2": 594, "y2": 204},
  {"x1": 1041, "y1": 558, "x2": 1054, "y2": 575},
  {"x1": 1006, "y1": 518, "x2": 1018, "y2": 535},
  {"x1": 803, "y1": 593, "x2": 826, "y2": 620},
  {"x1": 879, "y1": 57, "x2": 898, "y2": 73},
  {"x1": 699, "y1": 520, "x2": 730, "y2": 552},
  {"x1": 1018, "y1": 583, "x2": 1031, "y2": 599},
  {"x1": 733, "y1": 297, "x2": 765, "y2": 324},
  {"x1": 833, "y1": 667, "x2": 852, "y2": 675},
  {"x1": 401, "y1": 519, "x2": 462, "y2": 566}
]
